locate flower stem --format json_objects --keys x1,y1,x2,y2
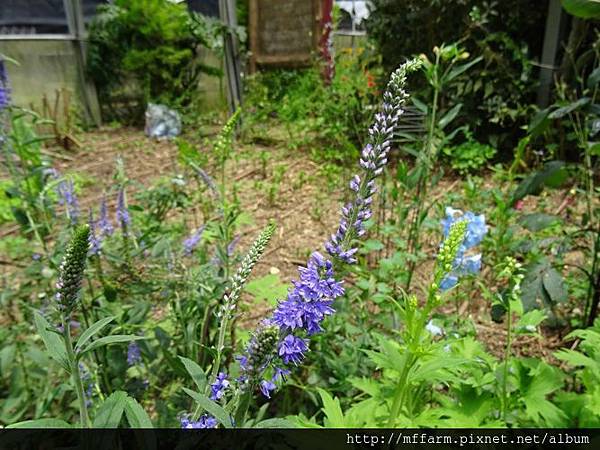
[{"x1": 62, "y1": 319, "x2": 90, "y2": 428}]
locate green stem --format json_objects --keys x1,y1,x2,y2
[
  {"x1": 502, "y1": 303, "x2": 512, "y2": 424},
  {"x1": 387, "y1": 352, "x2": 414, "y2": 426},
  {"x1": 62, "y1": 319, "x2": 91, "y2": 428}
]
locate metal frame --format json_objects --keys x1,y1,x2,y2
[{"x1": 0, "y1": 1, "x2": 100, "y2": 125}]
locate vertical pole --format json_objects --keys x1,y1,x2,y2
[
  {"x1": 219, "y1": 0, "x2": 243, "y2": 113},
  {"x1": 63, "y1": 0, "x2": 101, "y2": 126},
  {"x1": 537, "y1": 0, "x2": 565, "y2": 107},
  {"x1": 249, "y1": 0, "x2": 259, "y2": 73}
]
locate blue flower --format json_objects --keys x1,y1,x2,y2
[
  {"x1": 440, "y1": 275, "x2": 459, "y2": 291},
  {"x1": 56, "y1": 179, "x2": 80, "y2": 224},
  {"x1": 441, "y1": 207, "x2": 487, "y2": 250},
  {"x1": 209, "y1": 372, "x2": 230, "y2": 401},
  {"x1": 259, "y1": 379, "x2": 276, "y2": 398},
  {"x1": 98, "y1": 196, "x2": 114, "y2": 237},
  {"x1": 88, "y1": 210, "x2": 102, "y2": 256},
  {"x1": 278, "y1": 334, "x2": 308, "y2": 365},
  {"x1": 180, "y1": 414, "x2": 218, "y2": 429},
  {"x1": 127, "y1": 341, "x2": 142, "y2": 366},
  {"x1": 183, "y1": 225, "x2": 205, "y2": 256},
  {"x1": 439, "y1": 207, "x2": 487, "y2": 292},
  {"x1": 116, "y1": 188, "x2": 130, "y2": 233}
]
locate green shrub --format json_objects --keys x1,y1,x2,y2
[
  {"x1": 443, "y1": 131, "x2": 497, "y2": 173},
  {"x1": 87, "y1": 0, "x2": 222, "y2": 124}
]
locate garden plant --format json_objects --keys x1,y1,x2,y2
[{"x1": 0, "y1": 0, "x2": 600, "y2": 433}]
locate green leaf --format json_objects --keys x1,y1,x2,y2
[
  {"x1": 93, "y1": 391, "x2": 127, "y2": 428},
  {"x1": 542, "y1": 268, "x2": 568, "y2": 305},
  {"x1": 587, "y1": 67, "x2": 600, "y2": 89},
  {"x1": 34, "y1": 311, "x2": 69, "y2": 372},
  {"x1": 79, "y1": 335, "x2": 145, "y2": 356},
  {"x1": 245, "y1": 273, "x2": 288, "y2": 306},
  {"x1": 317, "y1": 388, "x2": 346, "y2": 428},
  {"x1": 528, "y1": 109, "x2": 551, "y2": 138},
  {"x1": 518, "y1": 213, "x2": 561, "y2": 232},
  {"x1": 561, "y1": 0, "x2": 600, "y2": 18},
  {"x1": 548, "y1": 97, "x2": 591, "y2": 119},
  {"x1": 254, "y1": 418, "x2": 297, "y2": 428},
  {"x1": 178, "y1": 356, "x2": 207, "y2": 392},
  {"x1": 438, "y1": 103, "x2": 462, "y2": 130},
  {"x1": 6, "y1": 418, "x2": 72, "y2": 428},
  {"x1": 124, "y1": 397, "x2": 153, "y2": 428},
  {"x1": 511, "y1": 161, "x2": 568, "y2": 203},
  {"x1": 74, "y1": 316, "x2": 115, "y2": 352},
  {"x1": 521, "y1": 261, "x2": 567, "y2": 311},
  {"x1": 555, "y1": 349, "x2": 598, "y2": 370},
  {"x1": 182, "y1": 388, "x2": 232, "y2": 428},
  {"x1": 444, "y1": 56, "x2": 483, "y2": 83}
]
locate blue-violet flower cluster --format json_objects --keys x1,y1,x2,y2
[{"x1": 439, "y1": 207, "x2": 488, "y2": 291}]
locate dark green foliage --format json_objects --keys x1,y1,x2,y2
[
  {"x1": 86, "y1": 0, "x2": 222, "y2": 123},
  {"x1": 366, "y1": 0, "x2": 547, "y2": 153}
]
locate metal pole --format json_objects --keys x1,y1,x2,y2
[
  {"x1": 219, "y1": 0, "x2": 243, "y2": 114},
  {"x1": 63, "y1": 0, "x2": 101, "y2": 126},
  {"x1": 537, "y1": 0, "x2": 565, "y2": 107}
]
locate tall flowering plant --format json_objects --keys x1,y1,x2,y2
[{"x1": 180, "y1": 59, "x2": 423, "y2": 428}]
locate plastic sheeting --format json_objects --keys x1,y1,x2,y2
[{"x1": 144, "y1": 103, "x2": 182, "y2": 140}]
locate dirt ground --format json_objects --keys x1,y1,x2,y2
[{"x1": 0, "y1": 123, "x2": 587, "y2": 363}]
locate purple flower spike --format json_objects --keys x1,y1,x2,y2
[
  {"x1": 116, "y1": 188, "x2": 130, "y2": 234},
  {"x1": 183, "y1": 225, "x2": 205, "y2": 256},
  {"x1": 88, "y1": 209, "x2": 102, "y2": 256},
  {"x1": 98, "y1": 196, "x2": 114, "y2": 237}
]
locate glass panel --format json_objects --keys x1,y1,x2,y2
[
  {"x1": 0, "y1": 0, "x2": 69, "y2": 35},
  {"x1": 188, "y1": 0, "x2": 219, "y2": 17}
]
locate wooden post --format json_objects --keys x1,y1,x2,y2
[{"x1": 537, "y1": 0, "x2": 565, "y2": 107}]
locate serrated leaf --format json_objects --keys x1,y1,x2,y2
[
  {"x1": 79, "y1": 335, "x2": 145, "y2": 356},
  {"x1": 555, "y1": 349, "x2": 598, "y2": 370},
  {"x1": 317, "y1": 388, "x2": 346, "y2": 428},
  {"x1": 75, "y1": 316, "x2": 115, "y2": 352},
  {"x1": 34, "y1": 311, "x2": 69, "y2": 372},
  {"x1": 124, "y1": 397, "x2": 153, "y2": 428},
  {"x1": 93, "y1": 391, "x2": 127, "y2": 428},
  {"x1": 6, "y1": 418, "x2": 72, "y2": 428},
  {"x1": 178, "y1": 356, "x2": 207, "y2": 392},
  {"x1": 182, "y1": 388, "x2": 232, "y2": 428}
]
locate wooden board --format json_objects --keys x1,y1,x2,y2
[{"x1": 249, "y1": 0, "x2": 322, "y2": 71}]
